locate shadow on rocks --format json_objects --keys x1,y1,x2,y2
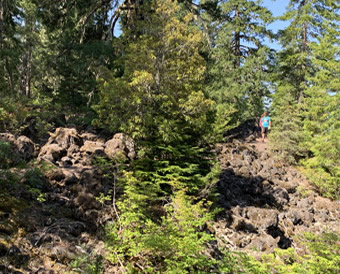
[
  {"x1": 215, "y1": 168, "x2": 292, "y2": 250},
  {"x1": 218, "y1": 168, "x2": 281, "y2": 210}
]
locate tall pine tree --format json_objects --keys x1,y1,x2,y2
[
  {"x1": 270, "y1": 0, "x2": 338, "y2": 163},
  {"x1": 0, "y1": 0, "x2": 21, "y2": 96},
  {"x1": 207, "y1": 0, "x2": 273, "y2": 132},
  {"x1": 302, "y1": 8, "x2": 340, "y2": 198},
  {"x1": 100, "y1": 0, "x2": 218, "y2": 271}
]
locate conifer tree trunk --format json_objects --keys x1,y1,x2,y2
[
  {"x1": 20, "y1": 49, "x2": 32, "y2": 98},
  {"x1": 299, "y1": 0, "x2": 308, "y2": 103},
  {"x1": 234, "y1": 6, "x2": 241, "y2": 68},
  {"x1": 1, "y1": 0, "x2": 15, "y2": 95},
  {"x1": 0, "y1": 0, "x2": 3, "y2": 44},
  {"x1": 20, "y1": 3, "x2": 34, "y2": 98},
  {"x1": 5, "y1": 57, "x2": 14, "y2": 94},
  {"x1": 25, "y1": 48, "x2": 32, "y2": 98}
]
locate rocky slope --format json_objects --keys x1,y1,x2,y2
[
  {"x1": 0, "y1": 128, "x2": 135, "y2": 273},
  {"x1": 212, "y1": 121, "x2": 339, "y2": 256},
  {"x1": 0, "y1": 122, "x2": 339, "y2": 273}
]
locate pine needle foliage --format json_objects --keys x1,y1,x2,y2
[
  {"x1": 269, "y1": 0, "x2": 317, "y2": 163},
  {"x1": 94, "y1": 0, "x2": 217, "y2": 194},
  {"x1": 302, "y1": 22, "x2": 340, "y2": 199},
  {"x1": 269, "y1": 89, "x2": 307, "y2": 164},
  {"x1": 94, "y1": 0, "x2": 214, "y2": 143},
  {"x1": 270, "y1": 0, "x2": 339, "y2": 190},
  {"x1": 207, "y1": 0, "x2": 273, "y2": 127},
  {"x1": 223, "y1": 232, "x2": 340, "y2": 273},
  {"x1": 106, "y1": 172, "x2": 216, "y2": 273},
  {"x1": 100, "y1": 0, "x2": 220, "y2": 271}
]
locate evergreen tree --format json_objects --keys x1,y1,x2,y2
[
  {"x1": 0, "y1": 0, "x2": 21, "y2": 96},
  {"x1": 269, "y1": 89, "x2": 307, "y2": 164},
  {"x1": 270, "y1": 0, "x2": 338, "y2": 163},
  {"x1": 1, "y1": 0, "x2": 42, "y2": 98},
  {"x1": 207, "y1": 0, "x2": 273, "y2": 133},
  {"x1": 18, "y1": 0, "x2": 40, "y2": 98},
  {"x1": 94, "y1": 0, "x2": 215, "y2": 170},
  {"x1": 107, "y1": 174, "x2": 215, "y2": 272},
  {"x1": 302, "y1": 14, "x2": 340, "y2": 198},
  {"x1": 275, "y1": 0, "x2": 333, "y2": 103},
  {"x1": 100, "y1": 0, "x2": 219, "y2": 270},
  {"x1": 31, "y1": 0, "x2": 117, "y2": 107}
]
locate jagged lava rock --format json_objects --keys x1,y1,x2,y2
[
  {"x1": 80, "y1": 140, "x2": 105, "y2": 155},
  {"x1": 38, "y1": 143, "x2": 66, "y2": 163},
  {"x1": 104, "y1": 133, "x2": 135, "y2": 160},
  {"x1": 246, "y1": 207, "x2": 279, "y2": 230},
  {"x1": 47, "y1": 127, "x2": 83, "y2": 149}
]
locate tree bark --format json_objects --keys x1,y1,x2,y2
[
  {"x1": 20, "y1": 46, "x2": 32, "y2": 98},
  {"x1": 0, "y1": 0, "x2": 3, "y2": 44},
  {"x1": 5, "y1": 57, "x2": 14, "y2": 94},
  {"x1": 299, "y1": 0, "x2": 308, "y2": 104},
  {"x1": 234, "y1": 7, "x2": 241, "y2": 68},
  {"x1": 25, "y1": 48, "x2": 32, "y2": 98}
]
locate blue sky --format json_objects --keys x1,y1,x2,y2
[
  {"x1": 263, "y1": 0, "x2": 289, "y2": 49},
  {"x1": 263, "y1": 0, "x2": 287, "y2": 18},
  {"x1": 263, "y1": 0, "x2": 288, "y2": 31}
]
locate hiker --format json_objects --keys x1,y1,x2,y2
[{"x1": 260, "y1": 112, "x2": 271, "y2": 142}]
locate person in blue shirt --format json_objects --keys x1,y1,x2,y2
[{"x1": 260, "y1": 112, "x2": 271, "y2": 142}]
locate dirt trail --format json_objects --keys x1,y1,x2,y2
[{"x1": 252, "y1": 138, "x2": 269, "y2": 151}]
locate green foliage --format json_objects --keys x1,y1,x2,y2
[
  {"x1": 0, "y1": 0, "x2": 119, "y2": 114},
  {"x1": 296, "y1": 184, "x2": 313, "y2": 198},
  {"x1": 207, "y1": 0, "x2": 273, "y2": 127},
  {"x1": 24, "y1": 168, "x2": 49, "y2": 202},
  {"x1": 106, "y1": 172, "x2": 215, "y2": 273},
  {"x1": 269, "y1": 91, "x2": 307, "y2": 164},
  {"x1": 94, "y1": 0, "x2": 217, "y2": 204},
  {"x1": 0, "y1": 107, "x2": 11, "y2": 130},
  {"x1": 301, "y1": 232, "x2": 340, "y2": 273},
  {"x1": 24, "y1": 168, "x2": 47, "y2": 189},
  {"x1": 0, "y1": 0, "x2": 21, "y2": 95},
  {"x1": 269, "y1": 0, "x2": 315, "y2": 163},
  {"x1": 262, "y1": 232, "x2": 340, "y2": 274},
  {"x1": 132, "y1": 143, "x2": 214, "y2": 196},
  {"x1": 0, "y1": 95, "x2": 61, "y2": 138},
  {"x1": 222, "y1": 232, "x2": 340, "y2": 274},
  {"x1": 210, "y1": 103, "x2": 238, "y2": 142},
  {"x1": 0, "y1": 141, "x2": 19, "y2": 169},
  {"x1": 0, "y1": 170, "x2": 20, "y2": 195},
  {"x1": 94, "y1": 0, "x2": 214, "y2": 145},
  {"x1": 0, "y1": 141, "x2": 24, "y2": 169},
  {"x1": 70, "y1": 251, "x2": 103, "y2": 274},
  {"x1": 1, "y1": 1, "x2": 339, "y2": 272},
  {"x1": 0, "y1": 97, "x2": 29, "y2": 133},
  {"x1": 37, "y1": 160, "x2": 56, "y2": 173},
  {"x1": 301, "y1": 26, "x2": 340, "y2": 199},
  {"x1": 270, "y1": 1, "x2": 339, "y2": 199},
  {"x1": 95, "y1": 192, "x2": 112, "y2": 206}
]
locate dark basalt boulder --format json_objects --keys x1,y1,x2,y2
[{"x1": 215, "y1": 124, "x2": 340, "y2": 255}]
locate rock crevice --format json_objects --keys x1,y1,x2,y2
[{"x1": 213, "y1": 129, "x2": 339, "y2": 254}]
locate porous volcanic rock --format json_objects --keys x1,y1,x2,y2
[
  {"x1": 214, "y1": 121, "x2": 340, "y2": 255},
  {"x1": 80, "y1": 140, "x2": 105, "y2": 155},
  {"x1": 104, "y1": 133, "x2": 135, "y2": 160}
]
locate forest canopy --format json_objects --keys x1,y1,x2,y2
[
  {"x1": 0, "y1": 0, "x2": 339, "y2": 272},
  {"x1": 1, "y1": 0, "x2": 338, "y2": 197}
]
